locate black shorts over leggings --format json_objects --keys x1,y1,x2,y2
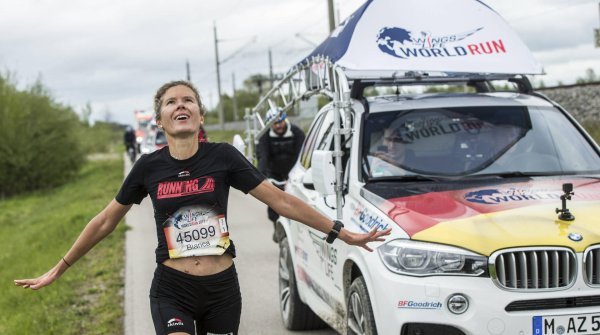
[{"x1": 150, "y1": 263, "x2": 242, "y2": 335}]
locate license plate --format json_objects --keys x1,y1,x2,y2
[{"x1": 533, "y1": 312, "x2": 600, "y2": 335}]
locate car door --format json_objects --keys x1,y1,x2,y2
[{"x1": 288, "y1": 106, "x2": 347, "y2": 314}]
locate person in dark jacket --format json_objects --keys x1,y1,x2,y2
[
  {"x1": 124, "y1": 126, "x2": 137, "y2": 162},
  {"x1": 256, "y1": 108, "x2": 305, "y2": 241}
]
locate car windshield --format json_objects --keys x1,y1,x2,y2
[{"x1": 362, "y1": 105, "x2": 600, "y2": 179}]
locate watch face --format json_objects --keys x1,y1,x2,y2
[
  {"x1": 327, "y1": 220, "x2": 344, "y2": 244},
  {"x1": 333, "y1": 220, "x2": 344, "y2": 230}
]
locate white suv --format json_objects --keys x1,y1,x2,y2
[
  {"x1": 243, "y1": 1, "x2": 600, "y2": 332},
  {"x1": 275, "y1": 83, "x2": 600, "y2": 335}
]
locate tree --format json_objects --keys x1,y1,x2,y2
[
  {"x1": 244, "y1": 74, "x2": 271, "y2": 95},
  {"x1": 81, "y1": 101, "x2": 93, "y2": 126},
  {"x1": 576, "y1": 68, "x2": 597, "y2": 84},
  {"x1": 537, "y1": 80, "x2": 546, "y2": 89},
  {"x1": 205, "y1": 74, "x2": 267, "y2": 122},
  {"x1": 585, "y1": 68, "x2": 597, "y2": 82},
  {"x1": 0, "y1": 76, "x2": 84, "y2": 197}
]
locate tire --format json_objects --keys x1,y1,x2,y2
[
  {"x1": 346, "y1": 276, "x2": 378, "y2": 335},
  {"x1": 279, "y1": 236, "x2": 326, "y2": 330}
]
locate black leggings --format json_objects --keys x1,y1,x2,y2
[{"x1": 150, "y1": 263, "x2": 242, "y2": 335}]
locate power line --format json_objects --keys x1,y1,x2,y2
[{"x1": 266, "y1": 3, "x2": 328, "y2": 48}]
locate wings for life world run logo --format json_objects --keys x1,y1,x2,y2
[
  {"x1": 376, "y1": 26, "x2": 507, "y2": 59},
  {"x1": 464, "y1": 188, "x2": 562, "y2": 205}
]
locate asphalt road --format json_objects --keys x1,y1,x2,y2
[{"x1": 122, "y1": 156, "x2": 336, "y2": 335}]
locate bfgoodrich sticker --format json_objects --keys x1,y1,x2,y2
[{"x1": 398, "y1": 300, "x2": 442, "y2": 309}]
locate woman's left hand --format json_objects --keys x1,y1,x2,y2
[{"x1": 340, "y1": 227, "x2": 392, "y2": 252}]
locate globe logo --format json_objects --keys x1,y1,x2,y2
[
  {"x1": 464, "y1": 189, "x2": 502, "y2": 205},
  {"x1": 376, "y1": 27, "x2": 413, "y2": 59}
]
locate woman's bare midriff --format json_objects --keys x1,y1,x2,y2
[{"x1": 163, "y1": 253, "x2": 233, "y2": 276}]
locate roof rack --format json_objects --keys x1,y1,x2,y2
[
  {"x1": 349, "y1": 72, "x2": 534, "y2": 97},
  {"x1": 246, "y1": 58, "x2": 534, "y2": 147},
  {"x1": 245, "y1": 57, "x2": 351, "y2": 157}
]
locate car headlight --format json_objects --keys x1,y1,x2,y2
[{"x1": 378, "y1": 239, "x2": 488, "y2": 277}]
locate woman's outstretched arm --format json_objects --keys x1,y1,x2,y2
[
  {"x1": 14, "y1": 199, "x2": 132, "y2": 290},
  {"x1": 249, "y1": 180, "x2": 390, "y2": 251}
]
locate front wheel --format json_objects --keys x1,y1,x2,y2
[
  {"x1": 279, "y1": 236, "x2": 325, "y2": 330},
  {"x1": 347, "y1": 276, "x2": 378, "y2": 335}
]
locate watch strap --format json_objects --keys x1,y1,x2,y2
[{"x1": 326, "y1": 220, "x2": 344, "y2": 244}]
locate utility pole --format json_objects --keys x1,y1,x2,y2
[
  {"x1": 213, "y1": 23, "x2": 256, "y2": 129},
  {"x1": 336, "y1": 1, "x2": 340, "y2": 27},
  {"x1": 232, "y1": 72, "x2": 238, "y2": 121},
  {"x1": 327, "y1": 0, "x2": 335, "y2": 32},
  {"x1": 268, "y1": 48, "x2": 274, "y2": 88},
  {"x1": 254, "y1": 76, "x2": 264, "y2": 96},
  {"x1": 186, "y1": 60, "x2": 191, "y2": 82},
  {"x1": 595, "y1": 2, "x2": 600, "y2": 47},
  {"x1": 213, "y1": 22, "x2": 225, "y2": 130}
]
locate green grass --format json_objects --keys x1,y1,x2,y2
[
  {"x1": 206, "y1": 129, "x2": 240, "y2": 144},
  {"x1": 582, "y1": 120, "x2": 600, "y2": 144},
  {"x1": 0, "y1": 158, "x2": 125, "y2": 334}
]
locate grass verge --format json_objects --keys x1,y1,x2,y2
[
  {"x1": 0, "y1": 157, "x2": 125, "y2": 334},
  {"x1": 205, "y1": 129, "x2": 240, "y2": 144}
]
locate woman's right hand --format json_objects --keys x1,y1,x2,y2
[
  {"x1": 13, "y1": 200, "x2": 131, "y2": 291},
  {"x1": 14, "y1": 264, "x2": 64, "y2": 290}
]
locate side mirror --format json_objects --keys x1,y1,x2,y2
[
  {"x1": 302, "y1": 168, "x2": 315, "y2": 190},
  {"x1": 311, "y1": 150, "x2": 336, "y2": 195},
  {"x1": 232, "y1": 134, "x2": 246, "y2": 155}
]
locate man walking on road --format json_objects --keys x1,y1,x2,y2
[{"x1": 256, "y1": 108, "x2": 305, "y2": 242}]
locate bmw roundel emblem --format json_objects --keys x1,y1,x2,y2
[{"x1": 568, "y1": 233, "x2": 583, "y2": 242}]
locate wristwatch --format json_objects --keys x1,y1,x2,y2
[{"x1": 326, "y1": 220, "x2": 344, "y2": 244}]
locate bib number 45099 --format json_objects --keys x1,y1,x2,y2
[{"x1": 176, "y1": 226, "x2": 216, "y2": 243}]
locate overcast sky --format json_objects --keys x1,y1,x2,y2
[{"x1": 0, "y1": 0, "x2": 598, "y2": 125}]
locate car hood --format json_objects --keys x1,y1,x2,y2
[{"x1": 362, "y1": 177, "x2": 600, "y2": 255}]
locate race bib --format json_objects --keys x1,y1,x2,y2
[{"x1": 163, "y1": 205, "x2": 230, "y2": 258}]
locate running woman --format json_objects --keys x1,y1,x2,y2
[{"x1": 14, "y1": 80, "x2": 391, "y2": 335}]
